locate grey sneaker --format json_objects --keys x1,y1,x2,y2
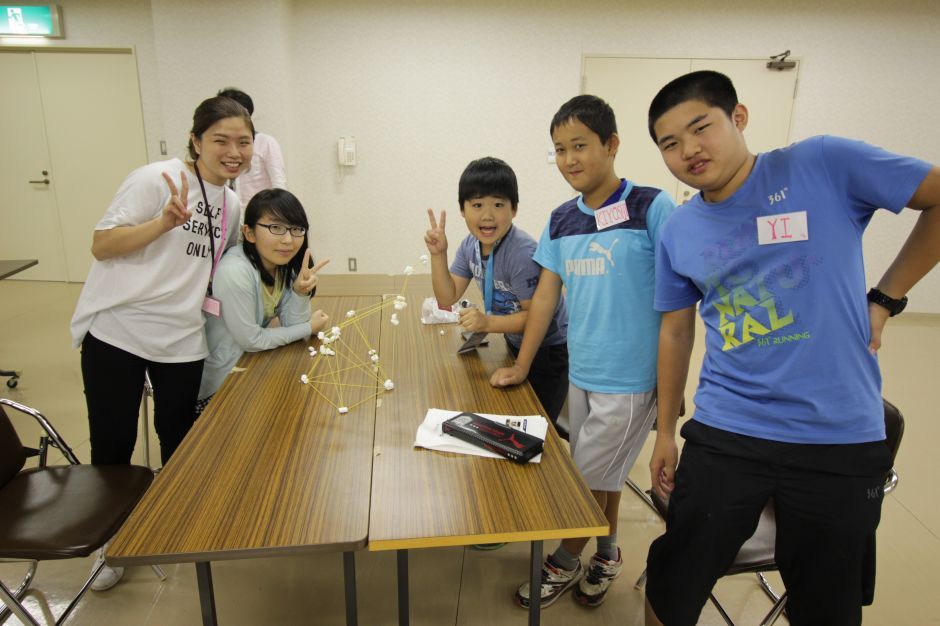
[
  {"x1": 90, "y1": 548, "x2": 125, "y2": 592},
  {"x1": 514, "y1": 556, "x2": 583, "y2": 609},
  {"x1": 574, "y1": 548, "x2": 622, "y2": 607}
]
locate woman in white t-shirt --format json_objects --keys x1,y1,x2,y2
[
  {"x1": 196, "y1": 189, "x2": 331, "y2": 413},
  {"x1": 71, "y1": 96, "x2": 254, "y2": 470}
]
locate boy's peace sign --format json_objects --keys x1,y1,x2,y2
[
  {"x1": 424, "y1": 208, "x2": 448, "y2": 256},
  {"x1": 293, "y1": 249, "x2": 330, "y2": 295},
  {"x1": 160, "y1": 171, "x2": 192, "y2": 231}
]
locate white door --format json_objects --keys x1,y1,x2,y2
[
  {"x1": 0, "y1": 49, "x2": 147, "y2": 282},
  {"x1": 583, "y1": 56, "x2": 799, "y2": 204},
  {"x1": 0, "y1": 51, "x2": 68, "y2": 281}
]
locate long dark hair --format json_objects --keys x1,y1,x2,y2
[
  {"x1": 242, "y1": 189, "x2": 311, "y2": 287},
  {"x1": 187, "y1": 96, "x2": 255, "y2": 160}
]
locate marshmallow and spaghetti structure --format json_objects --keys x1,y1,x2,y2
[{"x1": 298, "y1": 255, "x2": 426, "y2": 414}]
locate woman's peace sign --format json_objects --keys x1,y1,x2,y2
[
  {"x1": 160, "y1": 170, "x2": 192, "y2": 231},
  {"x1": 293, "y1": 249, "x2": 329, "y2": 295}
]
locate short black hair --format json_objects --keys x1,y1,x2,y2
[
  {"x1": 550, "y1": 95, "x2": 617, "y2": 144},
  {"x1": 242, "y1": 189, "x2": 311, "y2": 288},
  {"x1": 458, "y1": 157, "x2": 519, "y2": 209},
  {"x1": 648, "y1": 71, "x2": 738, "y2": 143},
  {"x1": 217, "y1": 87, "x2": 254, "y2": 116}
]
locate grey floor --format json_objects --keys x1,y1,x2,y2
[{"x1": 1, "y1": 279, "x2": 939, "y2": 625}]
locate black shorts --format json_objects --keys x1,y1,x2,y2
[
  {"x1": 646, "y1": 420, "x2": 892, "y2": 626},
  {"x1": 506, "y1": 338, "x2": 569, "y2": 432}
]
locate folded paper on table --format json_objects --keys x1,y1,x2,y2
[
  {"x1": 415, "y1": 408, "x2": 547, "y2": 463},
  {"x1": 421, "y1": 297, "x2": 460, "y2": 324}
]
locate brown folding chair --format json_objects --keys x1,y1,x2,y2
[
  {"x1": 631, "y1": 398, "x2": 905, "y2": 626},
  {"x1": 0, "y1": 398, "x2": 154, "y2": 625}
]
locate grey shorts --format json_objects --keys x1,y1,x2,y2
[{"x1": 567, "y1": 384, "x2": 657, "y2": 492}]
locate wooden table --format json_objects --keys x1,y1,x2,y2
[
  {"x1": 0, "y1": 259, "x2": 38, "y2": 281},
  {"x1": 108, "y1": 295, "x2": 381, "y2": 626},
  {"x1": 369, "y1": 289, "x2": 608, "y2": 626}
]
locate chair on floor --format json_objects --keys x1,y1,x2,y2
[
  {"x1": 0, "y1": 398, "x2": 155, "y2": 626},
  {"x1": 632, "y1": 398, "x2": 905, "y2": 626}
]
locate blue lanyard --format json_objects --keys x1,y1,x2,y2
[
  {"x1": 483, "y1": 249, "x2": 495, "y2": 313},
  {"x1": 480, "y1": 228, "x2": 508, "y2": 314}
]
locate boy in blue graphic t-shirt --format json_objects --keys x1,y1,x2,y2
[
  {"x1": 644, "y1": 70, "x2": 940, "y2": 626},
  {"x1": 492, "y1": 95, "x2": 676, "y2": 609}
]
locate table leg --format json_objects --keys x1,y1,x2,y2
[
  {"x1": 397, "y1": 549, "x2": 409, "y2": 626},
  {"x1": 343, "y1": 551, "x2": 358, "y2": 626},
  {"x1": 195, "y1": 562, "x2": 218, "y2": 626},
  {"x1": 529, "y1": 540, "x2": 542, "y2": 626}
]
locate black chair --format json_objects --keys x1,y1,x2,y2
[
  {"x1": 631, "y1": 398, "x2": 905, "y2": 626},
  {"x1": 0, "y1": 398, "x2": 154, "y2": 625}
]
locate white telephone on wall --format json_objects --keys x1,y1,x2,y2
[{"x1": 337, "y1": 136, "x2": 357, "y2": 166}]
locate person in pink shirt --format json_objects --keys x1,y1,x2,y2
[{"x1": 218, "y1": 87, "x2": 287, "y2": 206}]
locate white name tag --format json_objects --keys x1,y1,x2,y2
[
  {"x1": 756, "y1": 211, "x2": 809, "y2": 245},
  {"x1": 594, "y1": 200, "x2": 629, "y2": 230}
]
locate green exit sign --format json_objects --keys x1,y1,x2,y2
[{"x1": 1, "y1": 5, "x2": 63, "y2": 37}]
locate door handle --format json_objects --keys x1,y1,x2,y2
[{"x1": 29, "y1": 171, "x2": 50, "y2": 185}]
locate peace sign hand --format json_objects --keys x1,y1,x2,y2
[
  {"x1": 293, "y1": 249, "x2": 329, "y2": 295},
  {"x1": 160, "y1": 171, "x2": 192, "y2": 231},
  {"x1": 424, "y1": 208, "x2": 448, "y2": 256}
]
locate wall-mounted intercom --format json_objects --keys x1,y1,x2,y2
[{"x1": 337, "y1": 136, "x2": 357, "y2": 166}]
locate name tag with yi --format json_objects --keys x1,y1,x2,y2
[
  {"x1": 756, "y1": 210, "x2": 809, "y2": 245},
  {"x1": 594, "y1": 200, "x2": 629, "y2": 230}
]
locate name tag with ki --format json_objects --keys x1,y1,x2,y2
[
  {"x1": 756, "y1": 211, "x2": 809, "y2": 245},
  {"x1": 594, "y1": 200, "x2": 629, "y2": 230}
]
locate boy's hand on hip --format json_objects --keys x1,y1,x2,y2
[
  {"x1": 867, "y1": 302, "x2": 890, "y2": 353},
  {"x1": 458, "y1": 308, "x2": 487, "y2": 332},
  {"x1": 649, "y1": 433, "x2": 678, "y2": 500},
  {"x1": 424, "y1": 208, "x2": 448, "y2": 256},
  {"x1": 490, "y1": 364, "x2": 527, "y2": 388}
]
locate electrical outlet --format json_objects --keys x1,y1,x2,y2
[
  {"x1": 546, "y1": 149, "x2": 555, "y2": 163},
  {"x1": 348, "y1": 257, "x2": 357, "y2": 272}
]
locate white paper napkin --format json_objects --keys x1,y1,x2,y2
[{"x1": 414, "y1": 408, "x2": 547, "y2": 463}]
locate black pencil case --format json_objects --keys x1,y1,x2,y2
[{"x1": 442, "y1": 412, "x2": 543, "y2": 464}]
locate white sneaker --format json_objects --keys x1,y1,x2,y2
[
  {"x1": 90, "y1": 548, "x2": 125, "y2": 592},
  {"x1": 574, "y1": 548, "x2": 622, "y2": 607}
]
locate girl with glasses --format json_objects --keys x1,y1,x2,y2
[{"x1": 196, "y1": 188, "x2": 330, "y2": 412}]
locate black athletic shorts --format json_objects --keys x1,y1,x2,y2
[{"x1": 646, "y1": 419, "x2": 892, "y2": 626}]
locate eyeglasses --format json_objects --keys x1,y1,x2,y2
[{"x1": 255, "y1": 223, "x2": 307, "y2": 237}]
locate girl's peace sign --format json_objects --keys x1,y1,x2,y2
[
  {"x1": 293, "y1": 249, "x2": 330, "y2": 295},
  {"x1": 424, "y1": 208, "x2": 448, "y2": 256},
  {"x1": 160, "y1": 170, "x2": 192, "y2": 231}
]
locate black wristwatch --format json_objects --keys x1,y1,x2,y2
[{"x1": 867, "y1": 288, "x2": 908, "y2": 316}]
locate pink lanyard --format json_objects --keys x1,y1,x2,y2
[
  {"x1": 210, "y1": 192, "x2": 227, "y2": 282},
  {"x1": 193, "y1": 162, "x2": 228, "y2": 294}
]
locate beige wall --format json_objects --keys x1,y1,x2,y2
[{"x1": 7, "y1": 0, "x2": 940, "y2": 311}]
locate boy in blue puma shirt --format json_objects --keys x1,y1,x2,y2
[{"x1": 492, "y1": 95, "x2": 676, "y2": 609}]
